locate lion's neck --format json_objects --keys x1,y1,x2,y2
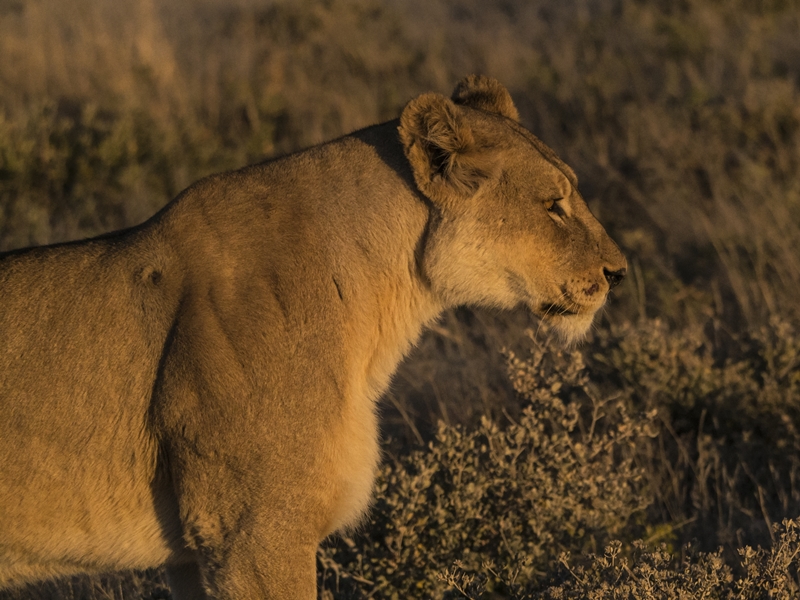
[
  {"x1": 359, "y1": 274, "x2": 441, "y2": 404},
  {"x1": 341, "y1": 205, "x2": 442, "y2": 404}
]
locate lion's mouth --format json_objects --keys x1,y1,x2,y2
[{"x1": 539, "y1": 302, "x2": 579, "y2": 317}]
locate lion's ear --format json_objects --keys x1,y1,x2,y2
[
  {"x1": 451, "y1": 75, "x2": 520, "y2": 122},
  {"x1": 399, "y1": 93, "x2": 499, "y2": 205}
]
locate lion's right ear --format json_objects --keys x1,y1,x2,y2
[
  {"x1": 451, "y1": 75, "x2": 520, "y2": 122},
  {"x1": 399, "y1": 93, "x2": 499, "y2": 206}
]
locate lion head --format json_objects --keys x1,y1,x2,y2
[{"x1": 399, "y1": 75, "x2": 627, "y2": 342}]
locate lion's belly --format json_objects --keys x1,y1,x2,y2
[
  {"x1": 0, "y1": 431, "x2": 180, "y2": 587},
  {"x1": 0, "y1": 493, "x2": 176, "y2": 589}
]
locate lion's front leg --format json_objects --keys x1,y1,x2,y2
[
  {"x1": 168, "y1": 542, "x2": 317, "y2": 600},
  {"x1": 169, "y1": 466, "x2": 321, "y2": 600},
  {"x1": 192, "y1": 531, "x2": 317, "y2": 600},
  {"x1": 160, "y1": 425, "x2": 325, "y2": 599}
]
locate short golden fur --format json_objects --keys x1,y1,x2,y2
[{"x1": 0, "y1": 76, "x2": 626, "y2": 599}]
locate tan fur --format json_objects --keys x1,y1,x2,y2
[{"x1": 0, "y1": 77, "x2": 626, "y2": 599}]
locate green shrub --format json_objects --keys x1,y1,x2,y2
[{"x1": 0, "y1": 101, "x2": 188, "y2": 249}]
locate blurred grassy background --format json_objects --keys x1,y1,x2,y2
[{"x1": 2, "y1": 0, "x2": 800, "y2": 597}]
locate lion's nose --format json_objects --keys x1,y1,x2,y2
[{"x1": 603, "y1": 267, "x2": 626, "y2": 290}]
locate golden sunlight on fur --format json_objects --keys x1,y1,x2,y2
[{"x1": 0, "y1": 76, "x2": 625, "y2": 599}]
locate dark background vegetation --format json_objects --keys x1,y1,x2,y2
[{"x1": 2, "y1": 0, "x2": 800, "y2": 597}]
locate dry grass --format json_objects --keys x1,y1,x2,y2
[{"x1": 2, "y1": 0, "x2": 800, "y2": 597}]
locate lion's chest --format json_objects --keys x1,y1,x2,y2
[{"x1": 321, "y1": 395, "x2": 381, "y2": 536}]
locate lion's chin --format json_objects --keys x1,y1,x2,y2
[{"x1": 537, "y1": 310, "x2": 596, "y2": 346}]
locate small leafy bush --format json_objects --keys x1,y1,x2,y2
[
  {"x1": 441, "y1": 519, "x2": 800, "y2": 599},
  {"x1": 319, "y1": 344, "x2": 658, "y2": 598},
  {"x1": 318, "y1": 319, "x2": 800, "y2": 598},
  {"x1": 589, "y1": 318, "x2": 800, "y2": 550}
]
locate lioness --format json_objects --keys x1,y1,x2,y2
[{"x1": 0, "y1": 76, "x2": 625, "y2": 598}]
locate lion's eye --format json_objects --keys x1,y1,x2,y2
[{"x1": 545, "y1": 198, "x2": 565, "y2": 217}]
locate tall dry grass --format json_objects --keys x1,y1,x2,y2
[
  {"x1": 3, "y1": 0, "x2": 799, "y2": 324},
  {"x1": 2, "y1": 0, "x2": 800, "y2": 597}
]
